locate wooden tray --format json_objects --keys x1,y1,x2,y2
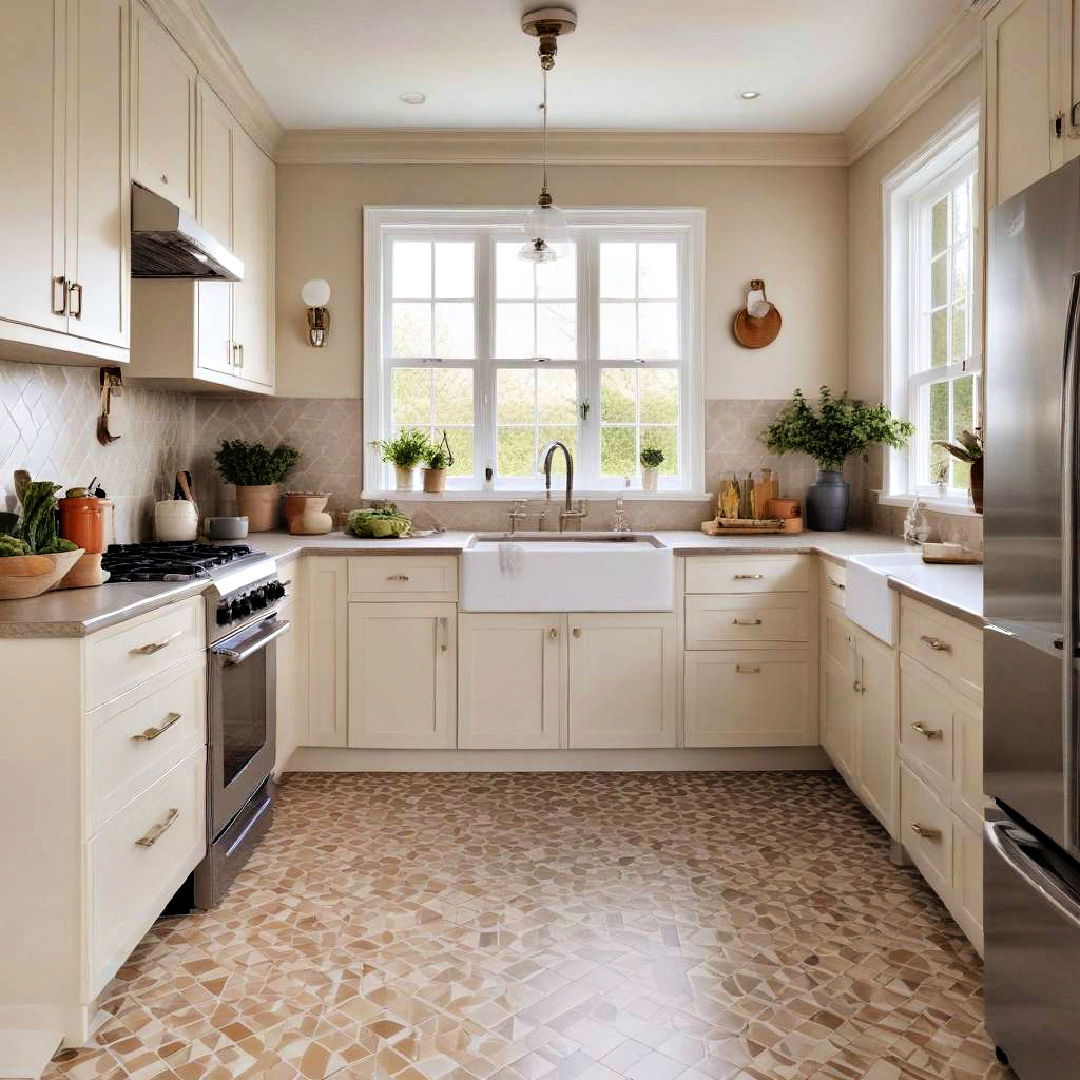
[{"x1": 701, "y1": 517, "x2": 804, "y2": 536}]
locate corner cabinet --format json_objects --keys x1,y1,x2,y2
[{"x1": 0, "y1": 0, "x2": 130, "y2": 367}]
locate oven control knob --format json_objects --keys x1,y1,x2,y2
[
  {"x1": 232, "y1": 597, "x2": 251, "y2": 620},
  {"x1": 272, "y1": 581, "x2": 286, "y2": 600},
  {"x1": 216, "y1": 603, "x2": 232, "y2": 626},
  {"x1": 251, "y1": 587, "x2": 268, "y2": 610}
]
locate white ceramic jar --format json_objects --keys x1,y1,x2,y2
[{"x1": 154, "y1": 499, "x2": 199, "y2": 541}]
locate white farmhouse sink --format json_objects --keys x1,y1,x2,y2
[
  {"x1": 460, "y1": 533, "x2": 674, "y2": 612},
  {"x1": 844, "y1": 553, "x2": 925, "y2": 645}
]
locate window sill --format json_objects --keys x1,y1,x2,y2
[
  {"x1": 362, "y1": 489, "x2": 711, "y2": 502},
  {"x1": 876, "y1": 492, "x2": 980, "y2": 517}
]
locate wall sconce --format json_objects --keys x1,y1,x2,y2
[
  {"x1": 732, "y1": 278, "x2": 782, "y2": 349},
  {"x1": 302, "y1": 278, "x2": 331, "y2": 347}
]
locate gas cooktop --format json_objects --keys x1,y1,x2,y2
[{"x1": 101, "y1": 542, "x2": 260, "y2": 582}]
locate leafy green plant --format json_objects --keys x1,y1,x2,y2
[
  {"x1": 639, "y1": 444, "x2": 665, "y2": 469},
  {"x1": 762, "y1": 386, "x2": 914, "y2": 471},
  {"x1": 345, "y1": 503, "x2": 412, "y2": 538},
  {"x1": 375, "y1": 428, "x2": 430, "y2": 469},
  {"x1": 935, "y1": 427, "x2": 983, "y2": 463},
  {"x1": 10, "y1": 480, "x2": 77, "y2": 555},
  {"x1": 214, "y1": 440, "x2": 300, "y2": 486},
  {"x1": 424, "y1": 431, "x2": 455, "y2": 470}
]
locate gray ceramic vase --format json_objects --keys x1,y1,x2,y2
[{"x1": 805, "y1": 468, "x2": 849, "y2": 531}]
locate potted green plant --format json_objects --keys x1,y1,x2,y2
[
  {"x1": 934, "y1": 428, "x2": 983, "y2": 514},
  {"x1": 640, "y1": 444, "x2": 664, "y2": 491},
  {"x1": 213, "y1": 440, "x2": 300, "y2": 532},
  {"x1": 375, "y1": 428, "x2": 431, "y2": 492},
  {"x1": 422, "y1": 432, "x2": 455, "y2": 494},
  {"x1": 762, "y1": 387, "x2": 913, "y2": 531}
]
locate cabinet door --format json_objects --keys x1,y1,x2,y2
[
  {"x1": 131, "y1": 1, "x2": 195, "y2": 213},
  {"x1": 232, "y1": 128, "x2": 275, "y2": 388},
  {"x1": 567, "y1": 613, "x2": 676, "y2": 749},
  {"x1": 0, "y1": 0, "x2": 66, "y2": 335},
  {"x1": 822, "y1": 655, "x2": 857, "y2": 780},
  {"x1": 348, "y1": 603, "x2": 456, "y2": 749},
  {"x1": 305, "y1": 557, "x2": 347, "y2": 747},
  {"x1": 854, "y1": 629, "x2": 898, "y2": 834},
  {"x1": 985, "y1": 0, "x2": 1062, "y2": 207},
  {"x1": 197, "y1": 79, "x2": 234, "y2": 243},
  {"x1": 68, "y1": 0, "x2": 129, "y2": 349},
  {"x1": 1066, "y1": 0, "x2": 1080, "y2": 157},
  {"x1": 459, "y1": 614, "x2": 564, "y2": 749}
]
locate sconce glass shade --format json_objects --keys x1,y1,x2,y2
[{"x1": 301, "y1": 278, "x2": 331, "y2": 307}]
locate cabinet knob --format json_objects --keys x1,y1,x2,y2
[
  {"x1": 161, "y1": 173, "x2": 169, "y2": 184},
  {"x1": 853, "y1": 679, "x2": 866, "y2": 694},
  {"x1": 910, "y1": 721, "x2": 943, "y2": 740},
  {"x1": 910, "y1": 823, "x2": 942, "y2": 842},
  {"x1": 572, "y1": 628, "x2": 581, "y2": 638},
  {"x1": 920, "y1": 635, "x2": 951, "y2": 653},
  {"x1": 548, "y1": 627, "x2": 558, "y2": 639}
]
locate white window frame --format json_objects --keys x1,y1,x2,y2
[
  {"x1": 882, "y1": 106, "x2": 981, "y2": 514},
  {"x1": 362, "y1": 207, "x2": 706, "y2": 499}
]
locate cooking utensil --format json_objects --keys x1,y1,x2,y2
[{"x1": 96, "y1": 367, "x2": 122, "y2": 445}]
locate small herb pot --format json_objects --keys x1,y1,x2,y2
[
  {"x1": 423, "y1": 467, "x2": 447, "y2": 494},
  {"x1": 394, "y1": 466, "x2": 416, "y2": 492},
  {"x1": 234, "y1": 484, "x2": 280, "y2": 533},
  {"x1": 642, "y1": 467, "x2": 659, "y2": 492}
]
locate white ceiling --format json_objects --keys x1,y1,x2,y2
[{"x1": 205, "y1": 0, "x2": 967, "y2": 133}]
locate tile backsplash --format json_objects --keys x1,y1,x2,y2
[{"x1": 0, "y1": 360, "x2": 193, "y2": 542}]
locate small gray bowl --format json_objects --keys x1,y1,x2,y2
[{"x1": 204, "y1": 516, "x2": 249, "y2": 540}]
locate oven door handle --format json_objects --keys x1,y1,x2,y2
[
  {"x1": 213, "y1": 618, "x2": 290, "y2": 665},
  {"x1": 986, "y1": 820, "x2": 1080, "y2": 931}
]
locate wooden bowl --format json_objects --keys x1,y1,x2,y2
[{"x1": 0, "y1": 548, "x2": 85, "y2": 600}]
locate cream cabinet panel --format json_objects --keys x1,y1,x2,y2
[
  {"x1": 899, "y1": 656, "x2": 954, "y2": 791},
  {"x1": 899, "y1": 597, "x2": 983, "y2": 703},
  {"x1": 196, "y1": 78, "x2": 234, "y2": 242},
  {"x1": 855, "y1": 629, "x2": 898, "y2": 833},
  {"x1": 196, "y1": 277, "x2": 235, "y2": 376},
  {"x1": 348, "y1": 602, "x2": 457, "y2": 749},
  {"x1": 459, "y1": 614, "x2": 565, "y2": 749},
  {"x1": 305, "y1": 557, "x2": 348, "y2": 747},
  {"x1": 567, "y1": 613, "x2": 676, "y2": 749},
  {"x1": 900, "y1": 763, "x2": 953, "y2": 898},
  {"x1": 131, "y1": 1, "x2": 196, "y2": 213},
  {"x1": 1071, "y1": 0, "x2": 1080, "y2": 153},
  {"x1": 822, "y1": 655, "x2": 857, "y2": 780},
  {"x1": 953, "y1": 693, "x2": 986, "y2": 829},
  {"x1": 984, "y1": 0, "x2": 1062, "y2": 207},
  {"x1": 819, "y1": 559, "x2": 847, "y2": 608},
  {"x1": 953, "y1": 819, "x2": 985, "y2": 952},
  {"x1": 685, "y1": 555, "x2": 809, "y2": 594},
  {"x1": 274, "y1": 575, "x2": 305, "y2": 775},
  {"x1": 685, "y1": 652, "x2": 814, "y2": 747},
  {"x1": 348, "y1": 556, "x2": 458, "y2": 602},
  {"x1": 686, "y1": 593, "x2": 810, "y2": 649}
]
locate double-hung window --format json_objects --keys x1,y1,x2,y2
[
  {"x1": 885, "y1": 111, "x2": 980, "y2": 506},
  {"x1": 364, "y1": 208, "x2": 704, "y2": 496}
]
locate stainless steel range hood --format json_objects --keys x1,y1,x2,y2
[{"x1": 131, "y1": 183, "x2": 244, "y2": 281}]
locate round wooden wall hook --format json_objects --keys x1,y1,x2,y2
[{"x1": 733, "y1": 278, "x2": 782, "y2": 349}]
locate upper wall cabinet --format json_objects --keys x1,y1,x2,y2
[
  {"x1": 0, "y1": 0, "x2": 130, "y2": 367},
  {"x1": 130, "y1": 1, "x2": 195, "y2": 213}
]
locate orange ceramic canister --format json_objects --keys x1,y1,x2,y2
[{"x1": 59, "y1": 496, "x2": 112, "y2": 554}]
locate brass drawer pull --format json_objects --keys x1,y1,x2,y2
[
  {"x1": 572, "y1": 627, "x2": 582, "y2": 638},
  {"x1": 911, "y1": 721, "x2": 943, "y2": 740},
  {"x1": 131, "y1": 630, "x2": 182, "y2": 656},
  {"x1": 52, "y1": 275, "x2": 67, "y2": 315},
  {"x1": 735, "y1": 664, "x2": 761, "y2": 674},
  {"x1": 734, "y1": 573, "x2": 764, "y2": 580},
  {"x1": 132, "y1": 712, "x2": 182, "y2": 742},
  {"x1": 547, "y1": 627, "x2": 558, "y2": 639},
  {"x1": 68, "y1": 282, "x2": 83, "y2": 319},
  {"x1": 829, "y1": 579, "x2": 846, "y2": 591},
  {"x1": 853, "y1": 679, "x2": 866, "y2": 694},
  {"x1": 733, "y1": 617, "x2": 763, "y2": 626},
  {"x1": 135, "y1": 808, "x2": 179, "y2": 848},
  {"x1": 920, "y1": 635, "x2": 951, "y2": 653},
  {"x1": 910, "y1": 822, "x2": 943, "y2": 841},
  {"x1": 387, "y1": 574, "x2": 410, "y2": 582}
]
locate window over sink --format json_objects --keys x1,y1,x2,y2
[{"x1": 363, "y1": 208, "x2": 705, "y2": 497}]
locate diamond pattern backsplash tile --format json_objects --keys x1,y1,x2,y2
[{"x1": 0, "y1": 360, "x2": 194, "y2": 543}]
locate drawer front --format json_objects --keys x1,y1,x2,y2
[
  {"x1": 819, "y1": 559, "x2": 848, "y2": 606},
  {"x1": 686, "y1": 593, "x2": 810, "y2": 648},
  {"x1": 822, "y1": 605, "x2": 855, "y2": 666},
  {"x1": 900, "y1": 763, "x2": 952, "y2": 897},
  {"x1": 89, "y1": 750, "x2": 206, "y2": 995},
  {"x1": 88, "y1": 654, "x2": 207, "y2": 834},
  {"x1": 900, "y1": 597, "x2": 982, "y2": 701},
  {"x1": 347, "y1": 556, "x2": 458, "y2": 601},
  {"x1": 685, "y1": 555, "x2": 809, "y2": 595},
  {"x1": 900, "y1": 656, "x2": 954, "y2": 792},
  {"x1": 85, "y1": 597, "x2": 205, "y2": 711},
  {"x1": 684, "y1": 652, "x2": 815, "y2": 747}
]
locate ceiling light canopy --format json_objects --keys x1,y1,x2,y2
[
  {"x1": 400, "y1": 91, "x2": 426, "y2": 104},
  {"x1": 736, "y1": 90, "x2": 761, "y2": 100}
]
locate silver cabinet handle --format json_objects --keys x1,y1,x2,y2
[
  {"x1": 734, "y1": 573, "x2": 764, "y2": 580},
  {"x1": 387, "y1": 574, "x2": 410, "y2": 582},
  {"x1": 735, "y1": 664, "x2": 761, "y2": 674},
  {"x1": 230, "y1": 343, "x2": 240, "y2": 367},
  {"x1": 828, "y1": 578, "x2": 846, "y2": 591},
  {"x1": 438, "y1": 617, "x2": 449, "y2": 653},
  {"x1": 68, "y1": 282, "x2": 82, "y2": 319},
  {"x1": 132, "y1": 712, "x2": 182, "y2": 742},
  {"x1": 910, "y1": 823, "x2": 943, "y2": 841},
  {"x1": 136, "y1": 808, "x2": 179, "y2": 848},
  {"x1": 547, "y1": 627, "x2": 558, "y2": 639},
  {"x1": 53, "y1": 275, "x2": 67, "y2": 315},
  {"x1": 131, "y1": 630, "x2": 182, "y2": 656},
  {"x1": 911, "y1": 721, "x2": 943, "y2": 740},
  {"x1": 733, "y1": 617, "x2": 763, "y2": 626},
  {"x1": 920, "y1": 635, "x2": 951, "y2": 653},
  {"x1": 238, "y1": 344, "x2": 245, "y2": 370}
]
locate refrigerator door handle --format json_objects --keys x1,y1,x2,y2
[
  {"x1": 986, "y1": 820, "x2": 1080, "y2": 931},
  {"x1": 1062, "y1": 271, "x2": 1080, "y2": 852}
]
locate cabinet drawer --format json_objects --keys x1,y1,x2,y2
[
  {"x1": 899, "y1": 597, "x2": 982, "y2": 701},
  {"x1": 88, "y1": 654, "x2": 207, "y2": 834},
  {"x1": 88, "y1": 749, "x2": 206, "y2": 996},
  {"x1": 85, "y1": 597, "x2": 205, "y2": 711},
  {"x1": 684, "y1": 651, "x2": 815, "y2": 747},
  {"x1": 685, "y1": 555, "x2": 809, "y2": 594},
  {"x1": 347, "y1": 556, "x2": 458, "y2": 601},
  {"x1": 899, "y1": 656, "x2": 954, "y2": 793},
  {"x1": 900, "y1": 763, "x2": 952, "y2": 897},
  {"x1": 819, "y1": 559, "x2": 847, "y2": 606},
  {"x1": 686, "y1": 593, "x2": 810, "y2": 648}
]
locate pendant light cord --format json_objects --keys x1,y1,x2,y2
[{"x1": 541, "y1": 66, "x2": 549, "y2": 196}]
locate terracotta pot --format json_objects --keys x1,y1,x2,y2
[
  {"x1": 58, "y1": 496, "x2": 111, "y2": 554},
  {"x1": 283, "y1": 493, "x2": 310, "y2": 528},
  {"x1": 969, "y1": 457, "x2": 984, "y2": 515},
  {"x1": 235, "y1": 484, "x2": 280, "y2": 532},
  {"x1": 395, "y1": 466, "x2": 416, "y2": 492},
  {"x1": 641, "y1": 467, "x2": 659, "y2": 492},
  {"x1": 423, "y1": 468, "x2": 446, "y2": 494},
  {"x1": 288, "y1": 494, "x2": 333, "y2": 535}
]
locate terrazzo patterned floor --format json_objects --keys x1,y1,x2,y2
[{"x1": 46, "y1": 771, "x2": 1010, "y2": 1080}]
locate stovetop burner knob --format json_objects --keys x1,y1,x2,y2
[
  {"x1": 250, "y1": 587, "x2": 268, "y2": 610},
  {"x1": 231, "y1": 597, "x2": 252, "y2": 620},
  {"x1": 216, "y1": 602, "x2": 232, "y2": 626}
]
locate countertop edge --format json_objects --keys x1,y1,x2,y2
[{"x1": 886, "y1": 577, "x2": 984, "y2": 629}]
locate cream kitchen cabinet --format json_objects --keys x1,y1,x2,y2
[
  {"x1": 131, "y1": 0, "x2": 195, "y2": 213},
  {"x1": 304, "y1": 557, "x2": 348, "y2": 747},
  {"x1": 348, "y1": 602, "x2": 457, "y2": 749},
  {"x1": 0, "y1": 0, "x2": 130, "y2": 367},
  {"x1": 274, "y1": 566, "x2": 305, "y2": 775}
]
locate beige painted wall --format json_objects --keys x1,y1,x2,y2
[
  {"x1": 847, "y1": 56, "x2": 981, "y2": 401},
  {"x1": 274, "y1": 162, "x2": 848, "y2": 400}
]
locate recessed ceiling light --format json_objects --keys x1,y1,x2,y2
[
  {"x1": 736, "y1": 90, "x2": 761, "y2": 100},
  {"x1": 400, "y1": 91, "x2": 426, "y2": 105}
]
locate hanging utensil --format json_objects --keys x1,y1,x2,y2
[{"x1": 96, "y1": 367, "x2": 122, "y2": 445}]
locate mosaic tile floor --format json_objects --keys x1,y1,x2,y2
[{"x1": 46, "y1": 772, "x2": 1011, "y2": 1080}]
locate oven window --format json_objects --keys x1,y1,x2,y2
[{"x1": 219, "y1": 643, "x2": 269, "y2": 786}]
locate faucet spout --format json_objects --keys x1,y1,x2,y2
[{"x1": 539, "y1": 440, "x2": 574, "y2": 511}]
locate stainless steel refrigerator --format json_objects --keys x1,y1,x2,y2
[{"x1": 984, "y1": 155, "x2": 1080, "y2": 1076}]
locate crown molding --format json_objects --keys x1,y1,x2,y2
[
  {"x1": 144, "y1": 0, "x2": 283, "y2": 157},
  {"x1": 275, "y1": 128, "x2": 849, "y2": 168},
  {"x1": 843, "y1": 6, "x2": 982, "y2": 164}
]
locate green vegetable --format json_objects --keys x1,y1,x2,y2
[
  {"x1": 0, "y1": 535, "x2": 32, "y2": 558},
  {"x1": 38, "y1": 538, "x2": 78, "y2": 555},
  {"x1": 375, "y1": 428, "x2": 431, "y2": 469},
  {"x1": 345, "y1": 504, "x2": 411, "y2": 539},
  {"x1": 13, "y1": 480, "x2": 65, "y2": 554},
  {"x1": 213, "y1": 440, "x2": 300, "y2": 486}
]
